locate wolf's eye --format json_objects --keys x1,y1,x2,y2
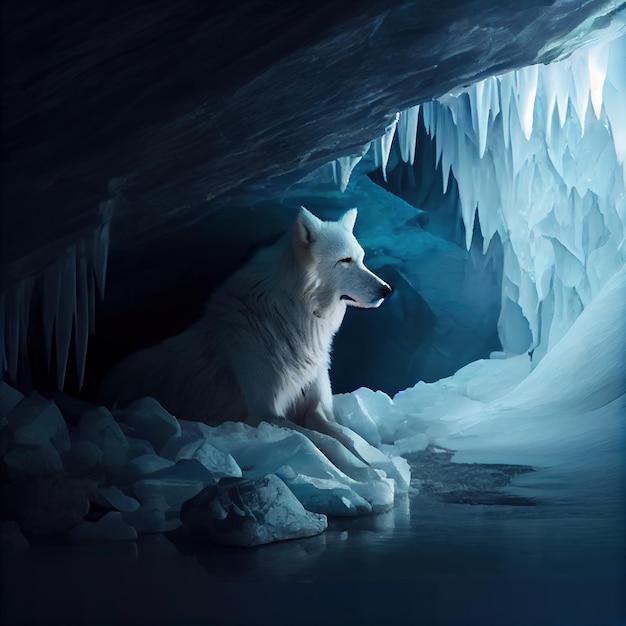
[{"x1": 339, "y1": 257, "x2": 353, "y2": 264}]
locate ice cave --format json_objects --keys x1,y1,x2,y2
[{"x1": 1, "y1": 2, "x2": 625, "y2": 625}]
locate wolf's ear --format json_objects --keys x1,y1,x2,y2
[
  {"x1": 295, "y1": 207, "x2": 322, "y2": 245},
  {"x1": 339, "y1": 208, "x2": 357, "y2": 233}
]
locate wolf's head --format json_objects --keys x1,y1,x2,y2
[{"x1": 294, "y1": 207, "x2": 393, "y2": 310}]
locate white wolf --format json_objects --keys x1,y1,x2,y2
[{"x1": 99, "y1": 208, "x2": 392, "y2": 444}]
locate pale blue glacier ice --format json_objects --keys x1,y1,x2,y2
[
  {"x1": 420, "y1": 35, "x2": 626, "y2": 361},
  {"x1": 329, "y1": 34, "x2": 626, "y2": 364}
]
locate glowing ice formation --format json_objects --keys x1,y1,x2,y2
[
  {"x1": 337, "y1": 34, "x2": 626, "y2": 361},
  {"x1": 422, "y1": 35, "x2": 626, "y2": 359}
]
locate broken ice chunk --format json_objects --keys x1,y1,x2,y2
[
  {"x1": 122, "y1": 453, "x2": 175, "y2": 482},
  {"x1": 122, "y1": 397, "x2": 181, "y2": 453},
  {"x1": 126, "y1": 436, "x2": 156, "y2": 459},
  {"x1": 332, "y1": 421, "x2": 412, "y2": 493},
  {"x1": 68, "y1": 511, "x2": 138, "y2": 543},
  {"x1": 4, "y1": 442, "x2": 64, "y2": 479},
  {"x1": 6, "y1": 391, "x2": 70, "y2": 454},
  {"x1": 99, "y1": 486, "x2": 140, "y2": 512},
  {"x1": 122, "y1": 494, "x2": 182, "y2": 534},
  {"x1": 351, "y1": 387, "x2": 396, "y2": 441},
  {"x1": 205, "y1": 422, "x2": 395, "y2": 514},
  {"x1": 174, "y1": 433, "x2": 242, "y2": 480},
  {"x1": 160, "y1": 432, "x2": 201, "y2": 460},
  {"x1": 64, "y1": 439, "x2": 103, "y2": 478},
  {"x1": 133, "y1": 478, "x2": 205, "y2": 511},
  {"x1": 332, "y1": 392, "x2": 382, "y2": 447},
  {"x1": 277, "y1": 468, "x2": 372, "y2": 516},
  {"x1": 78, "y1": 407, "x2": 129, "y2": 472},
  {"x1": 180, "y1": 474, "x2": 327, "y2": 547},
  {"x1": 386, "y1": 432, "x2": 430, "y2": 456},
  {"x1": 148, "y1": 458, "x2": 220, "y2": 485}
]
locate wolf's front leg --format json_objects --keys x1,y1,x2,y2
[{"x1": 289, "y1": 367, "x2": 370, "y2": 466}]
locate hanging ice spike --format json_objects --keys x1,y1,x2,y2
[
  {"x1": 360, "y1": 34, "x2": 625, "y2": 365},
  {"x1": 0, "y1": 193, "x2": 114, "y2": 388}
]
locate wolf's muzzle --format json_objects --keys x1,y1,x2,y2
[{"x1": 380, "y1": 283, "x2": 393, "y2": 298}]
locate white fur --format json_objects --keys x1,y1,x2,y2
[{"x1": 99, "y1": 208, "x2": 392, "y2": 435}]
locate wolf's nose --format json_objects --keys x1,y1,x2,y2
[{"x1": 381, "y1": 283, "x2": 393, "y2": 297}]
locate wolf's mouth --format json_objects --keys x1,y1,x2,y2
[{"x1": 340, "y1": 295, "x2": 357, "y2": 303}]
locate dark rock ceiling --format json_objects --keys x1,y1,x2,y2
[{"x1": 2, "y1": 0, "x2": 624, "y2": 288}]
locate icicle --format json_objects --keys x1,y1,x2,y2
[
  {"x1": 42, "y1": 260, "x2": 62, "y2": 366},
  {"x1": 468, "y1": 81, "x2": 481, "y2": 141},
  {"x1": 18, "y1": 278, "x2": 34, "y2": 382},
  {"x1": 439, "y1": 109, "x2": 457, "y2": 194},
  {"x1": 331, "y1": 160, "x2": 339, "y2": 188},
  {"x1": 455, "y1": 133, "x2": 478, "y2": 250},
  {"x1": 55, "y1": 246, "x2": 77, "y2": 390},
  {"x1": 0, "y1": 292, "x2": 6, "y2": 375},
  {"x1": 498, "y1": 71, "x2": 515, "y2": 150},
  {"x1": 75, "y1": 255, "x2": 89, "y2": 390},
  {"x1": 421, "y1": 101, "x2": 433, "y2": 135},
  {"x1": 93, "y1": 199, "x2": 113, "y2": 300},
  {"x1": 540, "y1": 63, "x2": 559, "y2": 140},
  {"x1": 475, "y1": 79, "x2": 491, "y2": 158},
  {"x1": 603, "y1": 37, "x2": 626, "y2": 169},
  {"x1": 570, "y1": 53, "x2": 590, "y2": 136},
  {"x1": 334, "y1": 155, "x2": 363, "y2": 192},
  {"x1": 587, "y1": 42, "x2": 609, "y2": 119},
  {"x1": 397, "y1": 105, "x2": 420, "y2": 165},
  {"x1": 434, "y1": 105, "x2": 445, "y2": 169},
  {"x1": 517, "y1": 64, "x2": 538, "y2": 140},
  {"x1": 88, "y1": 265, "x2": 96, "y2": 335},
  {"x1": 487, "y1": 75, "x2": 500, "y2": 122},
  {"x1": 380, "y1": 113, "x2": 399, "y2": 182},
  {"x1": 5, "y1": 283, "x2": 22, "y2": 381},
  {"x1": 553, "y1": 62, "x2": 571, "y2": 129}
]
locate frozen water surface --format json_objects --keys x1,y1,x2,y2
[{"x1": 2, "y1": 445, "x2": 623, "y2": 626}]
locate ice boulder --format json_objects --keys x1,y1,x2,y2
[
  {"x1": 4, "y1": 441, "x2": 64, "y2": 479},
  {"x1": 346, "y1": 388, "x2": 398, "y2": 443},
  {"x1": 121, "y1": 397, "x2": 181, "y2": 453},
  {"x1": 78, "y1": 407, "x2": 129, "y2": 473},
  {"x1": 68, "y1": 511, "x2": 138, "y2": 543},
  {"x1": 181, "y1": 474, "x2": 327, "y2": 547},
  {"x1": 5, "y1": 391, "x2": 70, "y2": 455},
  {"x1": 164, "y1": 432, "x2": 241, "y2": 480},
  {"x1": 63, "y1": 439, "x2": 104, "y2": 479},
  {"x1": 125, "y1": 436, "x2": 156, "y2": 459}
]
